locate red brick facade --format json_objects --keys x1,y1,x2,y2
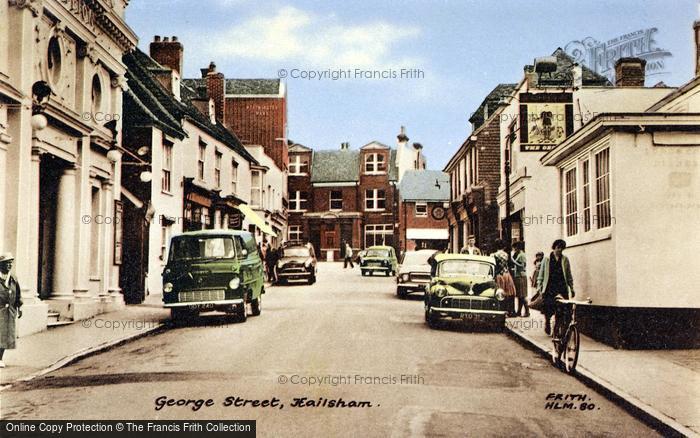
[
  {"x1": 286, "y1": 145, "x2": 399, "y2": 260},
  {"x1": 445, "y1": 113, "x2": 501, "y2": 255},
  {"x1": 399, "y1": 201, "x2": 449, "y2": 251},
  {"x1": 226, "y1": 97, "x2": 288, "y2": 171}
]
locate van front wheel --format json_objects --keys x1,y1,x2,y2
[
  {"x1": 236, "y1": 301, "x2": 248, "y2": 322},
  {"x1": 251, "y1": 294, "x2": 262, "y2": 316}
]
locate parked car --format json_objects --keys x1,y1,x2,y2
[
  {"x1": 424, "y1": 253, "x2": 506, "y2": 329},
  {"x1": 396, "y1": 249, "x2": 437, "y2": 298},
  {"x1": 162, "y1": 230, "x2": 265, "y2": 323},
  {"x1": 360, "y1": 245, "x2": 398, "y2": 276},
  {"x1": 276, "y1": 242, "x2": 317, "y2": 285}
]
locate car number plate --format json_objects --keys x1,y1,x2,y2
[{"x1": 190, "y1": 303, "x2": 216, "y2": 310}]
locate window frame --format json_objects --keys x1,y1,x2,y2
[
  {"x1": 197, "y1": 140, "x2": 207, "y2": 181},
  {"x1": 161, "y1": 140, "x2": 173, "y2": 194},
  {"x1": 214, "y1": 151, "x2": 222, "y2": 188},
  {"x1": 364, "y1": 188, "x2": 386, "y2": 211},
  {"x1": 415, "y1": 202, "x2": 428, "y2": 217},
  {"x1": 289, "y1": 190, "x2": 308, "y2": 212},
  {"x1": 289, "y1": 155, "x2": 308, "y2": 176},
  {"x1": 288, "y1": 225, "x2": 302, "y2": 241},
  {"x1": 329, "y1": 190, "x2": 343, "y2": 211},
  {"x1": 364, "y1": 153, "x2": 387, "y2": 174}
]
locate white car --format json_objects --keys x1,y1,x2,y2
[{"x1": 396, "y1": 249, "x2": 438, "y2": 298}]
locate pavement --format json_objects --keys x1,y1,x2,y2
[
  {"x1": 0, "y1": 297, "x2": 170, "y2": 388},
  {"x1": 0, "y1": 267, "x2": 697, "y2": 437},
  {"x1": 505, "y1": 311, "x2": 700, "y2": 437}
]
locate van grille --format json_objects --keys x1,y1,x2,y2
[{"x1": 178, "y1": 290, "x2": 226, "y2": 302}]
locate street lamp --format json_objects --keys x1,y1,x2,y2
[{"x1": 31, "y1": 81, "x2": 51, "y2": 131}]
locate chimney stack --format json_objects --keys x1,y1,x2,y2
[
  {"x1": 149, "y1": 35, "x2": 183, "y2": 74},
  {"x1": 340, "y1": 142, "x2": 349, "y2": 150},
  {"x1": 695, "y1": 20, "x2": 700, "y2": 77},
  {"x1": 205, "y1": 61, "x2": 225, "y2": 124},
  {"x1": 615, "y1": 57, "x2": 646, "y2": 87}
]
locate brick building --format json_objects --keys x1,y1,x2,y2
[
  {"x1": 286, "y1": 127, "x2": 426, "y2": 260},
  {"x1": 444, "y1": 83, "x2": 515, "y2": 254},
  {"x1": 184, "y1": 68, "x2": 287, "y2": 171},
  {"x1": 397, "y1": 170, "x2": 450, "y2": 252}
]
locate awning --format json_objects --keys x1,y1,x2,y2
[
  {"x1": 237, "y1": 204, "x2": 277, "y2": 237},
  {"x1": 406, "y1": 228, "x2": 449, "y2": 240}
]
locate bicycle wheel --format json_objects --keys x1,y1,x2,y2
[
  {"x1": 563, "y1": 325, "x2": 580, "y2": 373},
  {"x1": 552, "y1": 318, "x2": 567, "y2": 366}
]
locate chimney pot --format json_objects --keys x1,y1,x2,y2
[
  {"x1": 397, "y1": 125, "x2": 409, "y2": 143},
  {"x1": 150, "y1": 34, "x2": 184, "y2": 75},
  {"x1": 208, "y1": 61, "x2": 217, "y2": 73},
  {"x1": 615, "y1": 57, "x2": 646, "y2": 87}
]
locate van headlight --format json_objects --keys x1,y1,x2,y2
[
  {"x1": 229, "y1": 277, "x2": 241, "y2": 289},
  {"x1": 495, "y1": 288, "x2": 506, "y2": 301},
  {"x1": 163, "y1": 282, "x2": 173, "y2": 293},
  {"x1": 435, "y1": 286, "x2": 447, "y2": 298},
  {"x1": 401, "y1": 273, "x2": 410, "y2": 282}
]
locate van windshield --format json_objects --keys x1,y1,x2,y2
[{"x1": 169, "y1": 236, "x2": 236, "y2": 262}]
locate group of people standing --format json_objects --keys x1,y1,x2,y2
[
  {"x1": 259, "y1": 241, "x2": 281, "y2": 284},
  {"x1": 460, "y1": 236, "x2": 574, "y2": 334}
]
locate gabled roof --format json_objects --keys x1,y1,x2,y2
[
  {"x1": 123, "y1": 51, "x2": 186, "y2": 139},
  {"x1": 524, "y1": 48, "x2": 612, "y2": 87},
  {"x1": 398, "y1": 170, "x2": 450, "y2": 201},
  {"x1": 125, "y1": 48, "x2": 257, "y2": 164},
  {"x1": 468, "y1": 83, "x2": 517, "y2": 128},
  {"x1": 226, "y1": 79, "x2": 281, "y2": 95},
  {"x1": 289, "y1": 143, "x2": 312, "y2": 153},
  {"x1": 360, "y1": 141, "x2": 390, "y2": 149}
]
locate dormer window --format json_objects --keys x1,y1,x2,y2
[
  {"x1": 365, "y1": 153, "x2": 386, "y2": 174},
  {"x1": 289, "y1": 154, "x2": 308, "y2": 175}
]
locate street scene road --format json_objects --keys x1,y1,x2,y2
[{"x1": 2, "y1": 263, "x2": 658, "y2": 437}]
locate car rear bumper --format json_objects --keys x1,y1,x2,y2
[{"x1": 362, "y1": 266, "x2": 390, "y2": 271}]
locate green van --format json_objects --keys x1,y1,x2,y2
[{"x1": 162, "y1": 230, "x2": 265, "y2": 323}]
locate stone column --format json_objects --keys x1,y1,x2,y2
[
  {"x1": 214, "y1": 209, "x2": 222, "y2": 229},
  {"x1": 24, "y1": 146, "x2": 43, "y2": 305},
  {"x1": 48, "y1": 165, "x2": 77, "y2": 319},
  {"x1": 73, "y1": 136, "x2": 92, "y2": 300}
]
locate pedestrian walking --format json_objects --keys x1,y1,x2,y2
[
  {"x1": 344, "y1": 242, "x2": 354, "y2": 268},
  {"x1": 266, "y1": 245, "x2": 278, "y2": 283},
  {"x1": 511, "y1": 241, "x2": 529, "y2": 317},
  {"x1": 530, "y1": 251, "x2": 544, "y2": 289},
  {"x1": 0, "y1": 253, "x2": 22, "y2": 368},
  {"x1": 459, "y1": 235, "x2": 482, "y2": 255},
  {"x1": 492, "y1": 239, "x2": 516, "y2": 317},
  {"x1": 536, "y1": 240, "x2": 575, "y2": 335}
]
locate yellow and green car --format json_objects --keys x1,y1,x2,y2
[
  {"x1": 162, "y1": 230, "x2": 265, "y2": 323},
  {"x1": 424, "y1": 253, "x2": 506, "y2": 329},
  {"x1": 360, "y1": 245, "x2": 398, "y2": 276}
]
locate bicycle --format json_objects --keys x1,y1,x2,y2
[{"x1": 551, "y1": 297, "x2": 592, "y2": 373}]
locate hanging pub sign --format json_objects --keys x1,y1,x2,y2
[{"x1": 519, "y1": 93, "x2": 574, "y2": 152}]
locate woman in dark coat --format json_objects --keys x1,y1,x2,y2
[
  {"x1": 536, "y1": 240, "x2": 575, "y2": 335},
  {"x1": 0, "y1": 253, "x2": 22, "y2": 368}
]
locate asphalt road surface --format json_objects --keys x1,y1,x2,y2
[{"x1": 1, "y1": 263, "x2": 659, "y2": 437}]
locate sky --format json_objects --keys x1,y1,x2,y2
[{"x1": 125, "y1": 0, "x2": 698, "y2": 170}]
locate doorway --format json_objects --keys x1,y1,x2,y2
[{"x1": 37, "y1": 155, "x2": 64, "y2": 299}]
